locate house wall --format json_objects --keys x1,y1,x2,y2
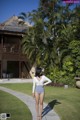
[
  {"x1": 0, "y1": 32, "x2": 31, "y2": 79},
  {"x1": 2, "y1": 60, "x2": 7, "y2": 72}
]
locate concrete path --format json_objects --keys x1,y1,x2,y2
[
  {"x1": 0, "y1": 79, "x2": 33, "y2": 83},
  {"x1": 0, "y1": 86, "x2": 60, "y2": 120}
]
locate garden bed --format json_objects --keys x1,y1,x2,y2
[{"x1": 47, "y1": 82, "x2": 64, "y2": 87}]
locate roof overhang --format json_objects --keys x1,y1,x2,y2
[{"x1": 0, "y1": 29, "x2": 25, "y2": 36}]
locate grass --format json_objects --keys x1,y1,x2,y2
[
  {"x1": 44, "y1": 86, "x2": 80, "y2": 120},
  {"x1": 0, "y1": 89, "x2": 32, "y2": 120},
  {"x1": 0, "y1": 83, "x2": 80, "y2": 120}
]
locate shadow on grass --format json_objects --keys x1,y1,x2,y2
[{"x1": 42, "y1": 99, "x2": 61, "y2": 117}]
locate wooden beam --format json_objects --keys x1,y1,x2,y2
[
  {"x1": 19, "y1": 61, "x2": 21, "y2": 78},
  {"x1": 1, "y1": 35, "x2": 3, "y2": 78},
  {"x1": 0, "y1": 30, "x2": 24, "y2": 36}
]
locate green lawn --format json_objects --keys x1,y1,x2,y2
[
  {"x1": 0, "y1": 89, "x2": 32, "y2": 120},
  {"x1": 0, "y1": 83, "x2": 80, "y2": 120}
]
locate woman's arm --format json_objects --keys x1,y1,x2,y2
[
  {"x1": 32, "y1": 78, "x2": 36, "y2": 94},
  {"x1": 43, "y1": 75, "x2": 52, "y2": 86},
  {"x1": 32, "y1": 78, "x2": 36, "y2": 98}
]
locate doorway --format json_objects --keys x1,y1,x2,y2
[{"x1": 7, "y1": 61, "x2": 19, "y2": 78}]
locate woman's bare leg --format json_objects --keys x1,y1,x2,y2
[
  {"x1": 39, "y1": 92, "x2": 44, "y2": 120},
  {"x1": 35, "y1": 92, "x2": 40, "y2": 120}
]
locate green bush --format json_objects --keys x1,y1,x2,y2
[{"x1": 47, "y1": 67, "x2": 75, "y2": 86}]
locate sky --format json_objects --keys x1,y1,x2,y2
[
  {"x1": 0, "y1": 0, "x2": 39, "y2": 23},
  {"x1": 0, "y1": 0, "x2": 80, "y2": 23}
]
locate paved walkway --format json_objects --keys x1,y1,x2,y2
[
  {"x1": 0, "y1": 79, "x2": 33, "y2": 83},
  {"x1": 0, "y1": 83, "x2": 60, "y2": 120}
]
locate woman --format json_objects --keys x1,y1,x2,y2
[{"x1": 32, "y1": 67, "x2": 52, "y2": 120}]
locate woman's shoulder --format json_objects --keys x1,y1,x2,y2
[{"x1": 41, "y1": 75, "x2": 46, "y2": 79}]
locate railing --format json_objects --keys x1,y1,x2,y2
[{"x1": 3, "y1": 44, "x2": 20, "y2": 53}]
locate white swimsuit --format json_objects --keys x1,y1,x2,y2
[{"x1": 32, "y1": 75, "x2": 52, "y2": 93}]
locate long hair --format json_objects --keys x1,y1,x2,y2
[{"x1": 35, "y1": 67, "x2": 43, "y2": 77}]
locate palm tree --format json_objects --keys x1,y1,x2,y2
[{"x1": 19, "y1": 0, "x2": 78, "y2": 71}]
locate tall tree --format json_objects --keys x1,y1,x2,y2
[{"x1": 19, "y1": 0, "x2": 79, "y2": 77}]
